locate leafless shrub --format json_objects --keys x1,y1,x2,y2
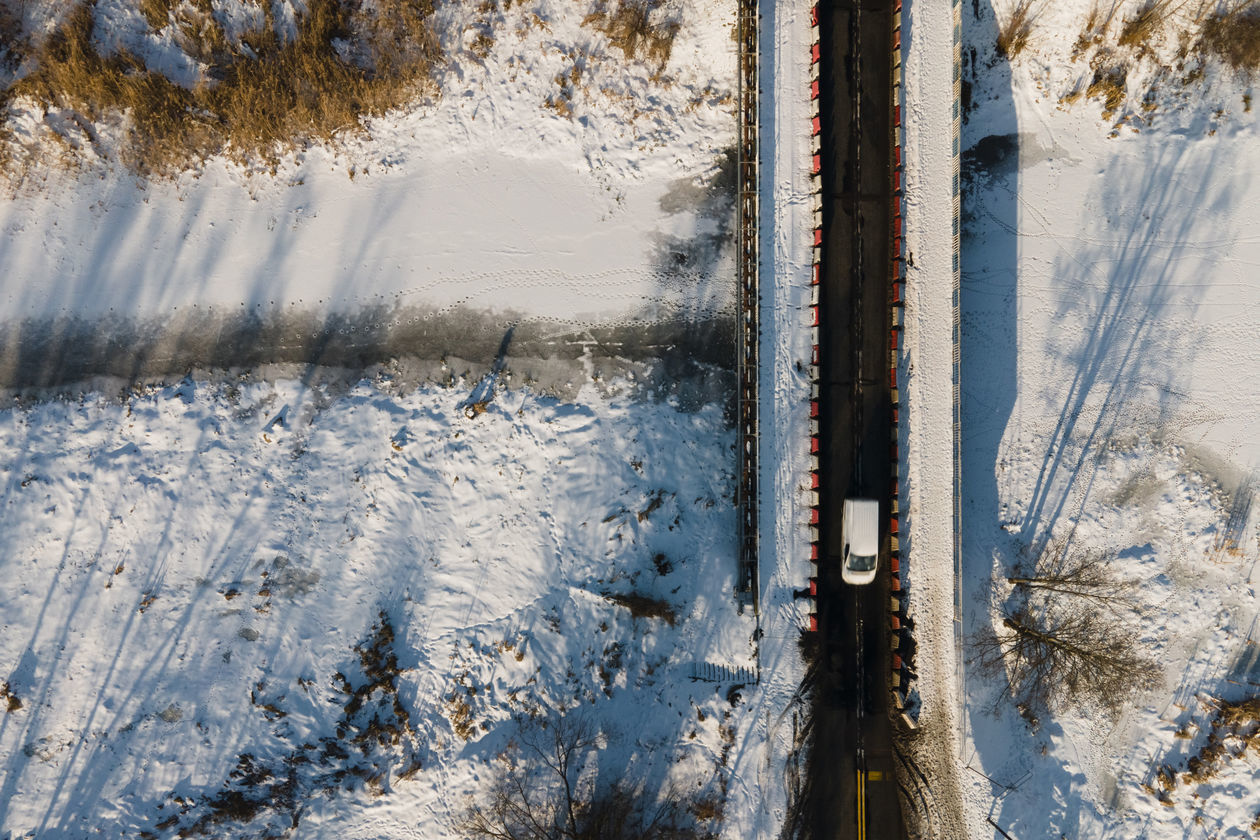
[
  {"x1": 458, "y1": 714, "x2": 718, "y2": 840},
  {"x1": 971, "y1": 600, "x2": 1159, "y2": 716},
  {"x1": 3, "y1": 0, "x2": 440, "y2": 176},
  {"x1": 1199, "y1": 3, "x2": 1260, "y2": 74},
  {"x1": 996, "y1": 0, "x2": 1043, "y2": 60},
  {"x1": 1119, "y1": 0, "x2": 1175, "y2": 49},
  {"x1": 584, "y1": 0, "x2": 679, "y2": 71}
]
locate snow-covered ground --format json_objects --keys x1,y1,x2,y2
[
  {"x1": 899, "y1": 0, "x2": 970, "y2": 834},
  {"x1": 0, "y1": 374, "x2": 760, "y2": 838},
  {"x1": 744, "y1": 0, "x2": 818, "y2": 829},
  {"x1": 0, "y1": 0, "x2": 737, "y2": 329},
  {"x1": 902, "y1": 0, "x2": 1260, "y2": 836},
  {"x1": 0, "y1": 0, "x2": 819, "y2": 837}
]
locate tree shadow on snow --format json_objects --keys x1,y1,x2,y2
[{"x1": 961, "y1": 0, "x2": 1250, "y2": 836}]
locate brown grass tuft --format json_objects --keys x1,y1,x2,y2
[
  {"x1": 1199, "y1": 4, "x2": 1260, "y2": 74},
  {"x1": 584, "y1": 0, "x2": 679, "y2": 70},
  {"x1": 1073, "y1": 1, "x2": 1115, "y2": 59},
  {"x1": 1119, "y1": 0, "x2": 1174, "y2": 50},
  {"x1": 172, "y1": 0, "x2": 229, "y2": 65},
  {"x1": 4, "y1": 0, "x2": 440, "y2": 177},
  {"x1": 996, "y1": 0, "x2": 1042, "y2": 60},
  {"x1": 1, "y1": 681, "x2": 20, "y2": 713},
  {"x1": 138, "y1": 0, "x2": 179, "y2": 30},
  {"x1": 1086, "y1": 61, "x2": 1128, "y2": 118}
]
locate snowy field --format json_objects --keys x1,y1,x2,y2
[
  {"x1": 946, "y1": 1, "x2": 1260, "y2": 837},
  {"x1": 0, "y1": 374, "x2": 763, "y2": 838},
  {"x1": 0, "y1": 0, "x2": 821, "y2": 837},
  {"x1": 0, "y1": 0, "x2": 739, "y2": 381}
]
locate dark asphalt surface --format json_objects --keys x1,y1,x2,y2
[{"x1": 805, "y1": 0, "x2": 905, "y2": 838}]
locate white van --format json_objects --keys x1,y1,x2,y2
[{"x1": 841, "y1": 498, "x2": 880, "y2": 585}]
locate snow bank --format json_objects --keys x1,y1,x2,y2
[{"x1": 899, "y1": 0, "x2": 970, "y2": 833}]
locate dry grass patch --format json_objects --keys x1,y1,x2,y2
[
  {"x1": 1073, "y1": 2, "x2": 1115, "y2": 58},
  {"x1": 138, "y1": 0, "x2": 179, "y2": 30},
  {"x1": 0, "y1": 680, "x2": 20, "y2": 713},
  {"x1": 584, "y1": 0, "x2": 679, "y2": 70},
  {"x1": 996, "y1": 0, "x2": 1043, "y2": 60},
  {"x1": 1200, "y1": 3, "x2": 1260, "y2": 74},
  {"x1": 3, "y1": 0, "x2": 440, "y2": 177},
  {"x1": 172, "y1": 0, "x2": 230, "y2": 65},
  {"x1": 1087, "y1": 60, "x2": 1129, "y2": 118},
  {"x1": 1119, "y1": 0, "x2": 1175, "y2": 50},
  {"x1": 1180, "y1": 695, "x2": 1260, "y2": 784}
]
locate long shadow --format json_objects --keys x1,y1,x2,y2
[
  {"x1": 1013, "y1": 137, "x2": 1230, "y2": 559},
  {"x1": 961, "y1": 0, "x2": 1248, "y2": 834},
  {"x1": 0, "y1": 303, "x2": 735, "y2": 411},
  {"x1": 960, "y1": 2, "x2": 1129, "y2": 834},
  {"x1": 957, "y1": 0, "x2": 1039, "y2": 834}
]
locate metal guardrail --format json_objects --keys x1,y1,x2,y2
[{"x1": 735, "y1": 0, "x2": 760, "y2": 612}]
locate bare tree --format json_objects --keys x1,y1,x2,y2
[
  {"x1": 458, "y1": 714, "x2": 716, "y2": 840},
  {"x1": 1008, "y1": 539, "x2": 1139, "y2": 611},
  {"x1": 972, "y1": 599, "x2": 1159, "y2": 716}
]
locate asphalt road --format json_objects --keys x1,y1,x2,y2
[{"x1": 804, "y1": 0, "x2": 905, "y2": 838}]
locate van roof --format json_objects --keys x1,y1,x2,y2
[{"x1": 844, "y1": 498, "x2": 880, "y2": 556}]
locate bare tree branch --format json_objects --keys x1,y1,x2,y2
[
  {"x1": 1008, "y1": 539, "x2": 1139, "y2": 611},
  {"x1": 972, "y1": 598, "x2": 1159, "y2": 717}
]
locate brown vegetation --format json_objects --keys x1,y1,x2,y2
[
  {"x1": 172, "y1": 612, "x2": 421, "y2": 836},
  {"x1": 1, "y1": 1, "x2": 26, "y2": 73},
  {"x1": 584, "y1": 0, "x2": 679, "y2": 71},
  {"x1": 1119, "y1": 0, "x2": 1174, "y2": 50},
  {"x1": 1, "y1": 680, "x2": 20, "y2": 713},
  {"x1": 973, "y1": 541, "x2": 1158, "y2": 717},
  {"x1": 1200, "y1": 3, "x2": 1260, "y2": 74},
  {"x1": 2, "y1": 0, "x2": 439, "y2": 176},
  {"x1": 1086, "y1": 61, "x2": 1129, "y2": 119},
  {"x1": 138, "y1": 0, "x2": 178, "y2": 31},
  {"x1": 1181, "y1": 695, "x2": 1260, "y2": 782},
  {"x1": 996, "y1": 0, "x2": 1042, "y2": 60},
  {"x1": 1008, "y1": 539, "x2": 1139, "y2": 610},
  {"x1": 1074, "y1": 4, "x2": 1103, "y2": 58},
  {"x1": 972, "y1": 602, "x2": 1159, "y2": 716}
]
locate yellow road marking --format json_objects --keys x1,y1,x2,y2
[
  {"x1": 869, "y1": 770, "x2": 884, "y2": 781},
  {"x1": 856, "y1": 769, "x2": 866, "y2": 840}
]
